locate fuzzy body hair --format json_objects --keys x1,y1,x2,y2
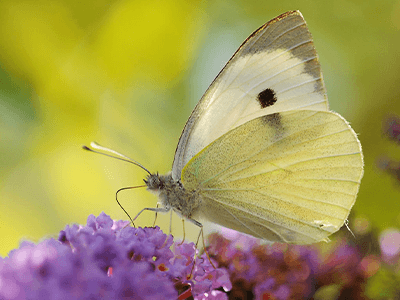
[{"x1": 145, "y1": 173, "x2": 202, "y2": 221}]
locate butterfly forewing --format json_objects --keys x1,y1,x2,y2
[
  {"x1": 172, "y1": 11, "x2": 328, "y2": 180},
  {"x1": 181, "y1": 110, "x2": 363, "y2": 244}
]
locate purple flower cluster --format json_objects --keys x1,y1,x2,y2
[
  {"x1": 0, "y1": 213, "x2": 231, "y2": 300},
  {"x1": 2, "y1": 212, "x2": 399, "y2": 299},
  {"x1": 206, "y1": 226, "x2": 382, "y2": 300}
]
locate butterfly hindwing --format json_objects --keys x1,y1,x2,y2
[{"x1": 181, "y1": 110, "x2": 363, "y2": 244}]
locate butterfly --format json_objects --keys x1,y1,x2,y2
[{"x1": 87, "y1": 10, "x2": 363, "y2": 244}]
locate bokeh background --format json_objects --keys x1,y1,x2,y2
[{"x1": 1, "y1": 0, "x2": 399, "y2": 257}]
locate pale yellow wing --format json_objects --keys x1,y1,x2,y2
[
  {"x1": 181, "y1": 110, "x2": 363, "y2": 244},
  {"x1": 172, "y1": 11, "x2": 328, "y2": 180}
]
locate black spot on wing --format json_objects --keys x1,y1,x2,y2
[
  {"x1": 261, "y1": 113, "x2": 284, "y2": 139},
  {"x1": 261, "y1": 113, "x2": 281, "y2": 128},
  {"x1": 257, "y1": 88, "x2": 277, "y2": 108}
]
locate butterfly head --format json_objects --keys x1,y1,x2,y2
[{"x1": 144, "y1": 173, "x2": 166, "y2": 191}]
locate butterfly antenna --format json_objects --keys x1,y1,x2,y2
[
  {"x1": 83, "y1": 142, "x2": 152, "y2": 226},
  {"x1": 82, "y1": 141, "x2": 151, "y2": 175}
]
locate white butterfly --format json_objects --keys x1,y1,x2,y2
[{"x1": 88, "y1": 10, "x2": 363, "y2": 244}]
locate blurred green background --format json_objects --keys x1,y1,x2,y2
[{"x1": 1, "y1": 0, "x2": 399, "y2": 257}]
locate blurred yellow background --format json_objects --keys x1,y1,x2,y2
[{"x1": 1, "y1": 0, "x2": 399, "y2": 256}]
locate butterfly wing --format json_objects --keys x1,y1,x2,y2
[
  {"x1": 181, "y1": 110, "x2": 363, "y2": 244},
  {"x1": 172, "y1": 11, "x2": 328, "y2": 180}
]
